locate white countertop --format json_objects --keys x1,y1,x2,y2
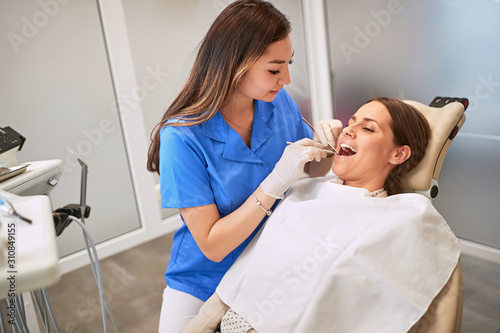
[{"x1": 0, "y1": 192, "x2": 60, "y2": 297}]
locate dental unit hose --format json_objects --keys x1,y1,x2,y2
[{"x1": 53, "y1": 151, "x2": 120, "y2": 333}]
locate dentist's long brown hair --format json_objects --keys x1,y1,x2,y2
[{"x1": 147, "y1": 0, "x2": 291, "y2": 174}]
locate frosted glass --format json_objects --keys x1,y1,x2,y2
[
  {"x1": 0, "y1": 0, "x2": 141, "y2": 256},
  {"x1": 325, "y1": 0, "x2": 500, "y2": 249}
]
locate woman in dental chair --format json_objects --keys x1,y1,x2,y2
[{"x1": 181, "y1": 96, "x2": 462, "y2": 333}]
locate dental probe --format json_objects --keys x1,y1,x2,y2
[
  {"x1": 286, "y1": 142, "x2": 335, "y2": 156},
  {"x1": 0, "y1": 198, "x2": 32, "y2": 224},
  {"x1": 301, "y1": 117, "x2": 340, "y2": 155}
]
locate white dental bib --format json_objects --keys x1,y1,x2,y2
[{"x1": 216, "y1": 177, "x2": 461, "y2": 333}]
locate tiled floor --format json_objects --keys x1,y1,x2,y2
[
  {"x1": 45, "y1": 232, "x2": 175, "y2": 333},
  {"x1": 3, "y1": 233, "x2": 500, "y2": 332},
  {"x1": 460, "y1": 254, "x2": 500, "y2": 332}
]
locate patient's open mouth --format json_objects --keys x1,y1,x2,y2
[{"x1": 339, "y1": 143, "x2": 357, "y2": 156}]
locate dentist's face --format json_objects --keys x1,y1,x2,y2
[
  {"x1": 236, "y1": 33, "x2": 294, "y2": 103},
  {"x1": 333, "y1": 101, "x2": 403, "y2": 190}
]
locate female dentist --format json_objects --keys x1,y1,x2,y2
[{"x1": 147, "y1": 1, "x2": 341, "y2": 331}]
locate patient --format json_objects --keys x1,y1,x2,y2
[{"x1": 181, "y1": 97, "x2": 462, "y2": 333}]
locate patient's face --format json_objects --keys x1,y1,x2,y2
[{"x1": 333, "y1": 101, "x2": 400, "y2": 191}]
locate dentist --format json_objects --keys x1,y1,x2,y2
[{"x1": 146, "y1": 1, "x2": 340, "y2": 331}]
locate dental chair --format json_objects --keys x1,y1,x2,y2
[
  {"x1": 403, "y1": 96, "x2": 467, "y2": 333},
  {"x1": 179, "y1": 96, "x2": 467, "y2": 333},
  {"x1": 401, "y1": 96, "x2": 468, "y2": 200}
]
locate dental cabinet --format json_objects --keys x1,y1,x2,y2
[{"x1": 0, "y1": 160, "x2": 63, "y2": 297}]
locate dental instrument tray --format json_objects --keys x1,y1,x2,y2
[{"x1": 0, "y1": 164, "x2": 29, "y2": 182}]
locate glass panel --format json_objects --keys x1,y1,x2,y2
[
  {"x1": 0, "y1": 0, "x2": 141, "y2": 256},
  {"x1": 325, "y1": 0, "x2": 500, "y2": 248}
]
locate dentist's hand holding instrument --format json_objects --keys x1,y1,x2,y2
[
  {"x1": 261, "y1": 138, "x2": 327, "y2": 199},
  {"x1": 303, "y1": 117, "x2": 343, "y2": 154}
]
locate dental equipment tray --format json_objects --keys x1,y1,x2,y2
[{"x1": 0, "y1": 164, "x2": 29, "y2": 183}]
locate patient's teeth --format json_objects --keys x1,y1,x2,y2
[{"x1": 340, "y1": 143, "x2": 357, "y2": 154}]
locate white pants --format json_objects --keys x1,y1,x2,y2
[{"x1": 158, "y1": 286, "x2": 205, "y2": 333}]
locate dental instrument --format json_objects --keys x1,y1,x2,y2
[
  {"x1": 58, "y1": 151, "x2": 120, "y2": 333},
  {"x1": 301, "y1": 117, "x2": 339, "y2": 155},
  {"x1": 286, "y1": 141, "x2": 334, "y2": 156},
  {"x1": 0, "y1": 197, "x2": 32, "y2": 224},
  {"x1": 0, "y1": 125, "x2": 120, "y2": 332}
]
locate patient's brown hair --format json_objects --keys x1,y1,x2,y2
[{"x1": 369, "y1": 97, "x2": 431, "y2": 196}]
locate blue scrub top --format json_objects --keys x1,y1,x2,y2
[{"x1": 159, "y1": 89, "x2": 312, "y2": 301}]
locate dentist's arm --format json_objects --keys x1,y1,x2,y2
[{"x1": 180, "y1": 139, "x2": 326, "y2": 262}]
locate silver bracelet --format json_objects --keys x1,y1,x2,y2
[{"x1": 253, "y1": 192, "x2": 272, "y2": 216}]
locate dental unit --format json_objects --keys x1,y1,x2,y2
[{"x1": 0, "y1": 127, "x2": 120, "y2": 333}]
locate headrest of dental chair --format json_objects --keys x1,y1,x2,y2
[{"x1": 401, "y1": 97, "x2": 467, "y2": 199}]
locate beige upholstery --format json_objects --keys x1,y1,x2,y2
[
  {"x1": 179, "y1": 293, "x2": 228, "y2": 333},
  {"x1": 401, "y1": 101, "x2": 466, "y2": 197},
  {"x1": 403, "y1": 99, "x2": 465, "y2": 331},
  {"x1": 410, "y1": 259, "x2": 464, "y2": 333}
]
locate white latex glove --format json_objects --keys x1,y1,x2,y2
[
  {"x1": 261, "y1": 138, "x2": 327, "y2": 199},
  {"x1": 313, "y1": 119, "x2": 343, "y2": 149}
]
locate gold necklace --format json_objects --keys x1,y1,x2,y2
[{"x1": 223, "y1": 115, "x2": 252, "y2": 131}]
